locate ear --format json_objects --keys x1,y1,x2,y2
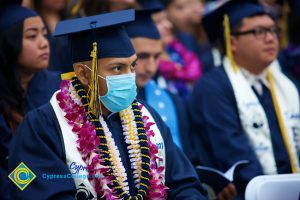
[
  {"x1": 230, "y1": 36, "x2": 238, "y2": 53},
  {"x1": 74, "y1": 63, "x2": 90, "y2": 86}
]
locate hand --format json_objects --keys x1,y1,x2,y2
[{"x1": 216, "y1": 183, "x2": 237, "y2": 200}]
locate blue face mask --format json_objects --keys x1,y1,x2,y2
[{"x1": 98, "y1": 73, "x2": 137, "y2": 113}]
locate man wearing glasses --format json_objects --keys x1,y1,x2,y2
[{"x1": 187, "y1": 0, "x2": 300, "y2": 199}]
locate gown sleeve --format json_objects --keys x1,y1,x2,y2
[
  {"x1": 0, "y1": 114, "x2": 12, "y2": 200},
  {"x1": 0, "y1": 114, "x2": 11, "y2": 168},
  {"x1": 8, "y1": 103, "x2": 77, "y2": 200},
  {"x1": 142, "y1": 102, "x2": 208, "y2": 200}
]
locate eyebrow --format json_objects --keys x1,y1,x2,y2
[
  {"x1": 24, "y1": 27, "x2": 46, "y2": 33},
  {"x1": 108, "y1": 58, "x2": 138, "y2": 67}
]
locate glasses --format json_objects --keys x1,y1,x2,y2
[{"x1": 232, "y1": 26, "x2": 280, "y2": 40}]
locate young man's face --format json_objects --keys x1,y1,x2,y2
[
  {"x1": 131, "y1": 37, "x2": 163, "y2": 88},
  {"x1": 231, "y1": 15, "x2": 279, "y2": 72},
  {"x1": 96, "y1": 55, "x2": 137, "y2": 96}
]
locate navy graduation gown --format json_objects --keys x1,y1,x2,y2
[
  {"x1": 187, "y1": 66, "x2": 293, "y2": 199},
  {"x1": 0, "y1": 115, "x2": 11, "y2": 200},
  {"x1": 9, "y1": 101, "x2": 207, "y2": 200},
  {"x1": 24, "y1": 70, "x2": 61, "y2": 112},
  {"x1": 0, "y1": 70, "x2": 61, "y2": 200},
  {"x1": 176, "y1": 31, "x2": 215, "y2": 73},
  {"x1": 1, "y1": 70, "x2": 61, "y2": 163}
]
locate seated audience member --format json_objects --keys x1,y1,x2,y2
[
  {"x1": 0, "y1": 1, "x2": 61, "y2": 199},
  {"x1": 127, "y1": 7, "x2": 236, "y2": 200},
  {"x1": 188, "y1": 0, "x2": 300, "y2": 199}
]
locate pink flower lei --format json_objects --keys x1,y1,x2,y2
[
  {"x1": 56, "y1": 79, "x2": 168, "y2": 199},
  {"x1": 159, "y1": 39, "x2": 202, "y2": 82}
]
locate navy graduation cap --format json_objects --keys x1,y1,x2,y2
[
  {"x1": 0, "y1": 0, "x2": 38, "y2": 33},
  {"x1": 137, "y1": 0, "x2": 164, "y2": 11},
  {"x1": 54, "y1": 9, "x2": 135, "y2": 63},
  {"x1": 126, "y1": 10, "x2": 160, "y2": 39},
  {"x1": 202, "y1": 0, "x2": 266, "y2": 44}
]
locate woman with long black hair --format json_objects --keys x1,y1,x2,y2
[{"x1": 0, "y1": 1, "x2": 61, "y2": 198}]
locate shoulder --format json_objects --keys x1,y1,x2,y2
[
  {"x1": 30, "y1": 70, "x2": 61, "y2": 92},
  {"x1": 188, "y1": 66, "x2": 238, "y2": 118},
  {"x1": 32, "y1": 70, "x2": 61, "y2": 86},
  {"x1": 37, "y1": 70, "x2": 61, "y2": 83},
  {"x1": 13, "y1": 103, "x2": 65, "y2": 157},
  {"x1": 193, "y1": 66, "x2": 233, "y2": 97},
  {"x1": 21, "y1": 103, "x2": 60, "y2": 136},
  {"x1": 26, "y1": 103, "x2": 56, "y2": 121}
]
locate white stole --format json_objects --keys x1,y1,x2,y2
[
  {"x1": 223, "y1": 58, "x2": 300, "y2": 174},
  {"x1": 50, "y1": 92, "x2": 166, "y2": 198}
]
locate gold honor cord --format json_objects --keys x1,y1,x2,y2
[
  {"x1": 267, "y1": 70, "x2": 298, "y2": 173},
  {"x1": 223, "y1": 14, "x2": 239, "y2": 73},
  {"x1": 69, "y1": 0, "x2": 84, "y2": 16},
  {"x1": 280, "y1": 0, "x2": 290, "y2": 49}
]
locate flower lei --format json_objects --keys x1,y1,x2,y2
[
  {"x1": 56, "y1": 77, "x2": 167, "y2": 200},
  {"x1": 159, "y1": 39, "x2": 202, "y2": 82}
]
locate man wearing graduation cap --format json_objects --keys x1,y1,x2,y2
[
  {"x1": 188, "y1": 0, "x2": 300, "y2": 199},
  {"x1": 127, "y1": 0, "x2": 186, "y2": 153},
  {"x1": 126, "y1": 6, "x2": 238, "y2": 200},
  {"x1": 9, "y1": 9, "x2": 207, "y2": 200}
]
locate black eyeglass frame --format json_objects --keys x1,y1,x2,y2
[{"x1": 231, "y1": 26, "x2": 280, "y2": 39}]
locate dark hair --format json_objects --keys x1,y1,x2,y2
[
  {"x1": 0, "y1": 22, "x2": 25, "y2": 122},
  {"x1": 83, "y1": 0, "x2": 110, "y2": 16},
  {"x1": 289, "y1": 13, "x2": 300, "y2": 45},
  {"x1": 33, "y1": 0, "x2": 67, "y2": 20},
  {"x1": 161, "y1": 0, "x2": 173, "y2": 8}
]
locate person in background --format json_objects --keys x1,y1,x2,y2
[
  {"x1": 33, "y1": 0, "x2": 67, "y2": 34},
  {"x1": 9, "y1": 9, "x2": 208, "y2": 199},
  {"x1": 152, "y1": 3, "x2": 202, "y2": 101},
  {"x1": 127, "y1": 3, "x2": 188, "y2": 154},
  {"x1": 0, "y1": 1, "x2": 61, "y2": 199},
  {"x1": 31, "y1": 0, "x2": 74, "y2": 73},
  {"x1": 127, "y1": 6, "x2": 237, "y2": 200},
  {"x1": 278, "y1": 11, "x2": 300, "y2": 85},
  {"x1": 70, "y1": 0, "x2": 138, "y2": 17},
  {"x1": 188, "y1": 0, "x2": 300, "y2": 199}
]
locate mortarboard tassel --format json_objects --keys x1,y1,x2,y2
[
  {"x1": 88, "y1": 42, "x2": 100, "y2": 118},
  {"x1": 223, "y1": 14, "x2": 238, "y2": 73},
  {"x1": 68, "y1": 0, "x2": 84, "y2": 16},
  {"x1": 280, "y1": 0, "x2": 289, "y2": 49}
]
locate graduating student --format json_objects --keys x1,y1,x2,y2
[
  {"x1": 126, "y1": 5, "x2": 187, "y2": 151},
  {"x1": 0, "y1": 1, "x2": 60, "y2": 199},
  {"x1": 9, "y1": 9, "x2": 207, "y2": 200},
  {"x1": 127, "y1": 6, "x2": 237, "y2": 200},
  {"x1": 188, "y1": 0, "x2": 300, "y2": 199}
]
